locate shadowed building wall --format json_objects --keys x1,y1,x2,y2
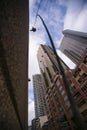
[{"x1": 0, "y1": 0, "x2": 29, "y2": 130}]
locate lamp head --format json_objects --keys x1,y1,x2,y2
[
  {"x1": 28, "y1": 78, "x2": 31, "y2": 82},
  {"x1": 30, "y1": 26, "x2": 36, "y2": 32}
]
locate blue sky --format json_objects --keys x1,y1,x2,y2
[{"x1": 29, "y1": 0, "x2": 87, "y2": 126}]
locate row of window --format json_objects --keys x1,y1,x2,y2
[
  {"x1": 73, "y1": 92, "x2": 81, "y2": 100},
  {"x1": 43, "y1": 72, "x2": 49, "y2": 87},
  {"x1": 83, "y1": 55, "x2": 87, "y2": 64},
  {"x1": 46, "y1": 67, "x2": 51, "y2": 79},
  {"x1": 78, "y1": 73, "x2": 87, "y2": 84},
  {"x1": 77, "y1": 99, "x2": 86, "y2": 108},
  {"x1": 81, "y1": 109, "x2": 87, "y2": 119},
  {"x1": 81, "y1": 81, "x2": 87, "y2": 92},
  {"x1": 73, "y1": 68, "x2": 81, "y2": 78}
]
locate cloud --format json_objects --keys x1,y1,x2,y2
[
  {"x1": 28, "y1": 85, "x2": 35, "y2": 125},
  {"x1": 29, "y1": 98, "x2": 33, "y2": 104},
  {"x1": 28, "y1": 99, "x2": 35, "y2": 125},
  {"x1": 28, "y1": 86, "x2": 34, "y2": 100},
  {"x1": 74, "y1": 4, "x2": 87, "y2": 32},
  {"x1": 29, "y1": 28, "x2": 47, "y2": 88},
  {"x1": 29, "y1": 0, "x2": 34, "y2": 10},
  {"x1": 64, "y1": 0, "x2": 87, "y2": 32},
  {"x1": 54, "y1": 37, "x2": 63, "y2": 49}
]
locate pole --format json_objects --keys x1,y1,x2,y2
[{"x1": 36, "y1": 14, "x2": 86, "y2": 130}]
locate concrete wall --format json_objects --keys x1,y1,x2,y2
[{"x1": 0, "y1": 0, "x2": 29, "y2": 130}]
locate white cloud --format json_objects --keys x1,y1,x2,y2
[
  {"x1": 29, "y1": 98, "x2": 33, "y2": 104},
  {"x1": 29, "y1": 28, "x2": 47, "y2": 87},
  {"x1": 74, "y1": 4, "x2": 87, "y2": 32},
  {"x1": 29, "y1": 0, "x2": 34, "y2": 10},
  {"x1": 28, "y1": 99, "x2": 35, "y2": 125},
  {"x1": 29, "y1": 35, "x2": 40, "y2": 87},
  {"x1": 64, "y1": 0, "x2": 87, "y2": 32},
  {"x1": 55, "y1": 37, "x2": 63, "y2": 48}
]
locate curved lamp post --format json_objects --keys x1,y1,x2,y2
[{"x1": 30, "y1": 14, "x2": 86, "y2": 130}]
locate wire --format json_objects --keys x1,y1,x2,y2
[{"x1": 34, "y1": 0, "x2": 43, "y2": 26}]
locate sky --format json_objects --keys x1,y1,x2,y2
[{"x1": 28, "y1": 0, "x2": 87, "y2": 126}]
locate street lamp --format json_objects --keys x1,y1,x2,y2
[
  {"x1": 30, "y1": 27, "x2": 36, "y2": 32},
  {"x1": 30, "y1": 14, "x2": 86, "y2": 130},
  {"x1": 28, "y1": 78, "x2": 31, "y2": 82}
]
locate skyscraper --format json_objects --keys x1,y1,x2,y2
[
  {"x1": 33, "y1": 74, "x2": 47, "y2": 118},
  {"x1": 37, "y1": 44, "x2": 87, "y2": 130},
  {"x1": 37, "y1": 45, "x2": 73, "y2": 130},
  {"x1": 59, "y1": 29, "x2": 87, "y2": 65},
  {"x1": 0, "y1": 0, "x2": 28, "y2": 130}
]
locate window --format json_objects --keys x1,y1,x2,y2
[
  {"x1": 81, "y1": 82, "x2": 87, "y2": 92},
  {"x1": 46, "y1": 67, "x2": 51, "y2": 79},
  {"x1": 81, "y1": 109, "x2": 87, "y2": 120},
  {"x1": 52, "y1": 65, "x2": 58, "y2": 72},
  {"x1": 77, "y1": 100, "x2": 86, "y2": 108},
  {"x1": 59, "y1": 86, "x2": 62, "y2": 91},
  {"x1": 66, "y1": 101, "x2": 70, "y2": 108},
  {"x1": 71, "y1": 85, "x2": 77, "y2": 94},
  {"x1": 59, "y1": 107, "x2": 62, "y2": 112},
  {"x1": 64, "y1": 95, "x2": 68, "y2": 101},
  {"x1": 81, "y1": 73, "x2": 87, "y2": 79},
  {"x1": 73, "y1": 68, "x2": 81, "y2": 78},
  {"x1": 73, "y1": 92, "x2": 81, "y2": 100},
  {"x1": 43, "y1": 73, "x2": 48, "y2": 87},
  {"x1": 56, "y1": 80, "x2": 60, "y2": 86},
  {"x1": 78, "y1": 73, "x2": 87, "y2": 84},
  {"x1": 83, "y1": 55, "x2": 87, "y2": 64},
  {"x1": 61, "y1": 90, "x2": 65, "y2": 95}
]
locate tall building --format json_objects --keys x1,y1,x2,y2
[
  {"x1": 31, "y1": 116, "x2": 48, "y2": 130},
  {"x1": 33, "y1": 74, "x2": 47, "y2": 118},
  {"x1": 37, "y1": 44, "x2": 87, "y2": 130},
  {"x1": 37, "y1": 45, "x2": 73, "y2": 130},
  {"x1": 28, "y1": 125, "x2": 32, "y2": 130},
  {"x1": 59, "y1": 29, "x2": 87, "y2": 65},
  {"x1": 66, "y1": 51, "x2": 87, "y2": 125},
  {"x1": 32, "y1": 118, "x2": 41, "y2": 130},
  {"x1": 0, "y1": 0, "x2": 28, "y2": 130}
]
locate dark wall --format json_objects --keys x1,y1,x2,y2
[{"x1": 0, "y1": 0, "x2": 29, "y2": 130}]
